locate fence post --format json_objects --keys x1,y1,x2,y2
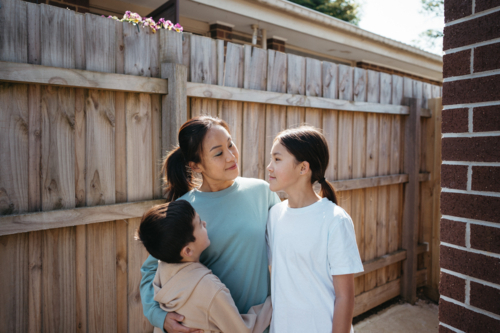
[
  {"x1": 161, "y1": 63, "x2": 187, "y2": 155},
  {"x1": 401, "y1": 97, "x2": 421, "y2": 304}
]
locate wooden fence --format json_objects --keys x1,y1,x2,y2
[{"x1": 0, "y1": 1, "x2": 442, "y2": 332}]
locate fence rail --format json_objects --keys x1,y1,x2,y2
[{"x1": 0, "y1": 0, "x2": 442, "y2": 332}]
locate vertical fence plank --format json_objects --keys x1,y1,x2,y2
[
  {"x1": 42, "y1": 227, "x2": 76, "y2": 332},
  {"x1": 387, "y1": 75, "x2": 404, "y2": 283},
  {"x1": 364, "y1": 70, "x2": 380, "y2": 292},
  {"x1": 242, "y1": 46, "x2": 267, "y2": 179},
  {"x1": 306, "y1": 57, "x2": 322, "y2": 97},
  {"x1": 338, "y1": 65, "x2": 353, "y2": 101},
  {"x1": 182, "y1": 33, "x2": 191, "y2": 81},
  {"x1": 123, "y1": 22, "x2": 150, "y2": 77},
  {"x1": 402, "y1": 97, "x2": 420, "y2": 304},
  {"x1": 128, "y1": 217, "x2": 153, "y2": 333},
  {"x1": 322, "y1": 62, "x2": 338, "y2": 100},
  {"x1": 159, "y1": 29, "x2": 182, "y2": 65},
  {"x1": 0, "y1": 233, "x2": 29, "y2": 332},
  {"x1": 286, "y1": 54, "x2": 305, "y2": 128},
  {"x1": 0, "y1": 0, "x2": 27, "y2": 63},
  {"x1": 115, "y1": 21, "x2": 127, "y2": 205},
  {"x1": 116, "y1": 219, "x2": 128, "y2": 333},
  {"x1": 190, "y1": 35, "x2": 215, "y2": 84},
  {"x1": 337, "y1": 111, "x2": 353, "y2": 216},
  {"x1": 265, "y1": 50, "x2": 287, "y2": 181},
  {"x1": 352, "y1": 68, "x2": 367, "y2": 295}
]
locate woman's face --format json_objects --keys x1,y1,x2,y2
[{"x1": 193, "y1": 125, "x2": 239, "y2": 183}]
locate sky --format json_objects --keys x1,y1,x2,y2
[{"x1": 357, "y1": 0, "x2": 444, "y2": 55}]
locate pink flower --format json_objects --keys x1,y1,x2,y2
[{"x1": 174, "y1": 23, "x2": 183, "y2": 32}]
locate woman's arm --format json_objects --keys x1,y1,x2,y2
[{"x1": 331, "y1": 274, "x2": 355, "y2": 333}]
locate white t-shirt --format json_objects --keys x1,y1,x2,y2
[{"x1": 266, "y1": 198, "x2": 364, "y2": 333}]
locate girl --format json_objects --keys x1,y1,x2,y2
[
  {"x1": 266, "y1": 126, "x2": 364, "y2": 333},
  {"x1": 140, "y1": 116, "x2": 280, "y2": 333}
]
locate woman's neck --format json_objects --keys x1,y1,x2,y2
[
  {"x1": 286, "y1": 183, "x2": 321, "y2": 209},
  {"x1": 198, "y1": 177, "x2": 235, "y2": 192}
]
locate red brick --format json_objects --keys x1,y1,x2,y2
[
  {"x1": 475, "y1": 0, "x2": 500, "y2": 13},
  {"x1": 442, "y1": 136, "x2": 500, "y2": 162},
  {"x1": 441, "y1": 219, "x2": 467, "y2": 246},
  {"x1": 474, "y1": 43, "x2": 500, "y2": 73},
  {"x1": 439, "y1": 298, "x2": 500, "y2": 332},
  {"x1": 444, "y1": 50, "x2": 471, "y2": 78},
  {"x1": 442, "y1": 108, "x2": 469, "y2": 133},
  {"x1": 441, "y1": 164, "x2": 468, "y2": 189},
  {"x1": 443, "y1": 74, "x2": 500, "y2": 105},
  {"x1": 472, "y1": 166, "x2": 500, "y2": 192},
  {"x1": 440, "y1": 271, "x2": 466, "y2": 301},
  {"x1": 445, "y1": 0, "x2": 473, "y2": 23},
  {"x1": 443, "y1": 10, "x2": 500, "y2": 50},
  {"x1": 470, "y1": 224, "x2": 500, "y2": 254},
  {"x1": 474, "y1": 105, "x2": 500, "y2": 132},
  {"x1": 440, "y1": 245, "x2": 500, "y2": 284},
  {"x1": 470, "y1": 282, "x2": 500, "y2": 315},
  {"x1": 441, "y1": 192, "x2": 500, "y2": 223}
]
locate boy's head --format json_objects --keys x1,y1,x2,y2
[{"x1": 137, "y1": 200, "x2": 210, "y2": 263}]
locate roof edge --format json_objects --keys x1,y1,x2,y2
[{"x1": 250, "y1": 0, "x2": 442, "y2": 63}]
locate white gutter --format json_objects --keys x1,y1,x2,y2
[{"x1": 252, "y1": 0, "x2": 442, "y2": 63}]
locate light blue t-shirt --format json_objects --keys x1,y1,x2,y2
[{"x1": 140, "y1": 177, "x2": 281, "y2": 329}]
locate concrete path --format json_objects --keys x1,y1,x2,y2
[{"x1": 354, "y1": 300, "x2": 439, "y2": 333}]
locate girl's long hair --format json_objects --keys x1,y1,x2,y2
[
  {"x1": 275, "y1": 126, "x2": 338, "y2": 204},
  {"x1": 162, "y1": 116, "x2": 231, "y2": 202}
]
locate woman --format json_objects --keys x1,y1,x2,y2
[{"x1": 140, "y1": 116, "x2": 280, "y2": 333}]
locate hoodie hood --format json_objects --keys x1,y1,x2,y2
[{"x1": 153, "y1": 261, "x2": 212, "y2": 312}]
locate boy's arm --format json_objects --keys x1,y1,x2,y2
[
  {"x1": 209, "y1": 288, "x2": 272, "y2": 333},
  {"x1": 140, "y1": 255, "x2": 167, "y2": 329},
  {"x1": 331, "y1": 274, "x2": 355, "y2": 333}
]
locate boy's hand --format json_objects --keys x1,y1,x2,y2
[{"x1": 164, "y1": 312, "x2": 203, "y2": 333}]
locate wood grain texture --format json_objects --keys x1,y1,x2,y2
[
  {"x1": 354, "y1": 279, "x2": 400, "y2": 317},
  {"x1": 267, "y1": 50, "x2": 287, "y2": 93},
  {"x1": 0, "y1": 61, "x2": 168, "y2": 94},
  {"x1": 115, "y1": 219, "x2": 128, "y2": 333},
  {"x1": 0, "y1": 83, "x2": 29, "y2": 215},
  {"x1": 85, "y1": 14, "x2": 115, "y2": 73},
  {"x1": 242, "y1": 102, "x2": 266, "y2": 179},
  {"x1": 0, "y1": 233, "x2": 28, "y2": 332},
  {"x1": 224, "y1": 43, "x2": 244, "y2": 88},
  {"x1": 123, "y1": 22, "x2": 151, "y2": 77},
  {"x1": 115, "y1": 92, "x2": 127, "y2": 203},
  {"x1": 190, "y1": 35, "x2": 215, "y2": 84},
  {"x1": 323, "y1": 110, "x2": 338, "y2": 182},
  {"x1": 287, "y1": 54, "x2": 306, "y2": 95},
  {"x1": 150, "y1": 30, "x2": 160, "y2": 78},
  {"x1": 0, "y1": 199, "x2": 165, "y2": 236},
  {"x1": 306, "y1": 57, "x2": 322, "y2": 97},
  {"x1": 244, "y1": 45, "x2": 267, "y2": 90},
  {"x1": 40, "y1": 4, "x2": 74, "y2": 69},
  {"x1": 75, "y1": 224, "x2": 87, "y2": 333},
  {"x1": 322, "y1": 61, "x2": 338, "y2": 99},
  {"x1": 338, "y1": 64, "x2": 353, "y2": 101},
  {"x1": 126, "y1": 93, "x2": 153, "y2": 201},
  {"x1": 159, "y1": 29, "x2": 183, "y2": 64},
  {"x1": 41, "y1": 86, "x2": 76, "y2": 211},
  {"x1": 0, "y1": 0, "x2": 27, "y2": 64},
  {"x1": 27, "y1": 2, "x2": 41, "y2": 66},
  {"x1": 356, "y1": 250, "x2": 406, "y2": 278},
  {"x1": 87, "y1": 222, "x2": 117, "y2": 333},
  {"x1": 401, "y1": 98, "x2": 421, "y2": 304},
  {"x1": 186, "y1": 83, "x2": 410, "y2": 115},
  {"x1": 75, "y1": 89, "x2": 86, "y2": 208},
  {"x1": 28, "y1": 231, "x2": 43, "y2": 333},
  {"x1": 127, "y1": 217, "x2": 153, "y2": 333},
  {"x1": 337, "y1": 111, "x2": 353, "y2": 216},
  {"x1": 151, "y1": 94, "x2": 163, "y2": 198},
  {"x1": 42, "y1": 227, "x2": 76, "y2": 332},
  {"x1": 182, "y1": 33, "x2": 191, "y2": 81},
  {"x1": 353, "y1": 68, "x2": 367, "y2": 102}
]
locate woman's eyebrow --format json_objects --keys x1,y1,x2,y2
[{"x1": 210, "y1": 138, "x2": 231, "y2": 152}]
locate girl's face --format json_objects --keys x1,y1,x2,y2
[
  {"x1": 267, "y1": 141, "x2": 302, "y2": 192},
  {"x1": 193, "y1": 125, "x2": 239, "y2": 183}
]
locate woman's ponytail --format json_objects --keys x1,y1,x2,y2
[
  {"x1": 162, "y1": 147, "x2": 195, "y2": 202},
  {"x1": 319, "y1": 179, "x2": 338, "y2": 205},
  {"x1": 161, "y1": 116, "x2": 231, "y2": 202}
]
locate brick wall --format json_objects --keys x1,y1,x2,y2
[{"x1": 440, "y1": 1, "x2": 500, "y2": 332}]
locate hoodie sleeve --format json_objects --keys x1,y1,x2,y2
[
  {"x1": 140, "y1": 255, "x2": 167, "y2": 330},
  {"x1": 209, "y1": 287, "x2": 272, "y2": 333}
]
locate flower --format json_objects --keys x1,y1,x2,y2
[
  {"x1": 174, "y1": 23, "x2": 183, "y2": 32},
  {"x1": 107, "y1": 10, "x2": 183, "y2": 34}
]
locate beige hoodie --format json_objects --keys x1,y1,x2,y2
[{"x1": 153, "y1": 261, "x2": 272, "y2": 333}]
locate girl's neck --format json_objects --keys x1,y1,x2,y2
[
  {"x1": 198, "y1": 177, "x2": 235, "y2": 193},
  {"x1": 286, "y1": 184, "x2": 321, "y2": 209}
]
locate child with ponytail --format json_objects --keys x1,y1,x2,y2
[{"x1": 266, "y1": 126, "x2": 363, "y2": 333}]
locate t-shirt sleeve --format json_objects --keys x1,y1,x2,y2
[
  {"x1": 268, "y1": 188, "x2": 281, "y2": 210},
  {"x1": 327, "y1": 214, "x2": 364, "y2": 276},
  {"x1": 266, "y1": 217, "x2": 272, "y2": 266}
]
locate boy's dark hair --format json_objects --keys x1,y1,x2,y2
[{"x1": 137, "y1": 200, "x2": 196, "y2": 263}]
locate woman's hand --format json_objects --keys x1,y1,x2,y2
[{"x1": 163, "y1": 312, "x2": 203, "y2": 333}]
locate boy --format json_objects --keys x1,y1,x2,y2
[{"x1": 137, "y1": 200, "x2": 272, "y2": 333}]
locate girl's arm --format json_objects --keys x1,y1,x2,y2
[{"x1": 331, "y1": 274, "x2": 355, "y2": 333}]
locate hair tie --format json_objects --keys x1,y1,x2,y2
[{"x1": 319, "y1": 177, "x2": 326, "y2": 184}]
